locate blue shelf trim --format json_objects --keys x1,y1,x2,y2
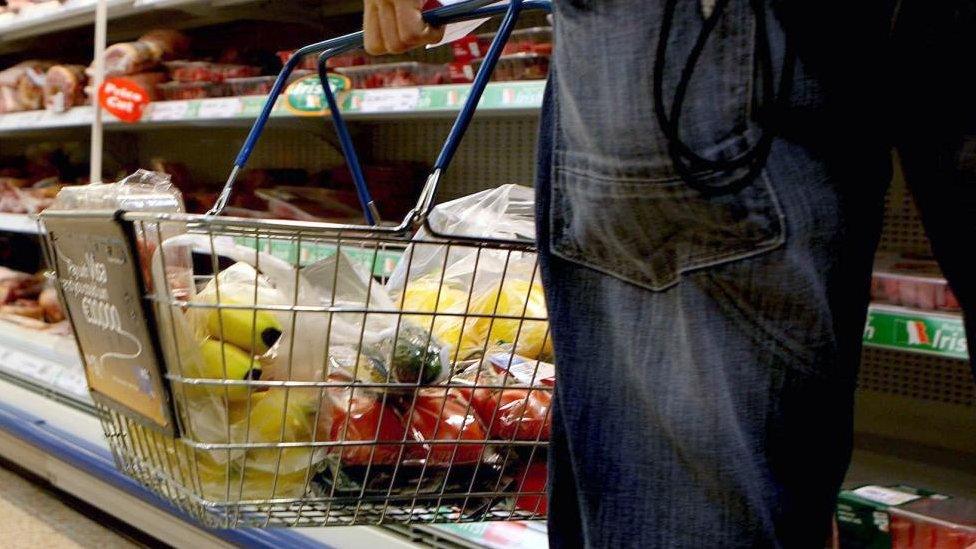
[{"x1": 0, "y1": 399, "x2": 329, "y2": 549}]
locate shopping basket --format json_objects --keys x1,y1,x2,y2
[{"x1": 40, "y1": 0, "x2": 553, "y2": 528}]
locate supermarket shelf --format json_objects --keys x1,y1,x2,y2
[
  {"x1": 0, "y1": 213, "x2": 41, "y2": 234},
  {"x1": 0, "y1": 319, "x2": 90, "y2": 408},
  {"x1": 0, "y1": 377, "x2": 422, "y2": 548},
  {"x1": 0, "y1": 0, "x2": 131, "y2": 43},
  {"x1": 0, "y1": 81, "x2": 545, "y2": 135},
  {"x1": 0, "y1": 0, "x2": 346, "y2": 49},
  {"x1": 864, "y1": 303, "x2": 968, "y2": 360}
]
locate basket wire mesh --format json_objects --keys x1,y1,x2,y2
[{"x1": 43, "y1": 0, "x2": 554, "y2": 528}]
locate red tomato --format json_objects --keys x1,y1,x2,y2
[
  {"x1": 514, "y1": 460, "x2": 548, "y2": 515},
  {"x1": 406, "y1": 389, "x2": 487, "y2": 465},
  {"x1": 320, "y1": 389, "x2": 406, "y2": 466},
  {"x1": 465, "y1": 387, "x2": 552, "y2": 441},
  {"x1": 494, "y1": 389, "x2": 552, "y2": 441}
]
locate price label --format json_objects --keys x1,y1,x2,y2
[
  {"x1": 43, "y1": 213, "x2": 176, "y2": 434},
  {"x1": 99, "y1": 77, "x2": 151, "y2": 123},
  {"x1": 198, "y1": 97, "x2": 243, "y2": 119},
  {"x1": 149, "y1": 101, "x2": 190, "y2": 121},
  {"x1": 358, "y1": 88, "x2": 422, "y2": 113}
]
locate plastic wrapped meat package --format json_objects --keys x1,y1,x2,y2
[
  {"x1": 43, "y1": 65, "x2": 88, "y2": 112},
  {"x1": 95, "y1": 29, "x2": 190, "y2": 77},
  {"x1": 889, "y1": 496, "x2": 976, "y2": 548},
  {"x1": 0, "y1": 60, "x2": 55, "y2": 112},
  {"x1": 871, "y1": 253, "x2": 961, "y2": 311}
]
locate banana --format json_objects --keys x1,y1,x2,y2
[
  {"x1": 195, "y1": 339, "x2": 262, "y2": 401},
  {"x1": 206, "y1": 299, "x2": 283, "y2": 355}
]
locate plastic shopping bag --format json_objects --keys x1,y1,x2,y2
[{"x1": 387, "y1": 185, "x2": 552, "y2": 362}]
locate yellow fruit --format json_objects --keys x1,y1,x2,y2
[
  {"x1": 399, "y1": 278, "x2": 481, "y2": 360},
  {"x1": 245, "y1": 388, "x2": 316, "y2": 442},
  {"x1": 237, "y1": 467, "x2": 309, "y2": 500},
  {"x1": 192, "y1": 339, "x2": 261, "y2": 401},
  {"x1": 242, "y1": 388, "x2": 320, "y2": 475},
  {"x1": 470, "y1": 279, "x2": 552, "y2": 359},
  {"x1": 206, "y1": 301, "x2": 283, "y2": 355}
]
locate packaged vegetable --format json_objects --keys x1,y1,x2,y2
[
  {"x1": 406, "y1": 388, "x2": 488, "y2": 466},
  {"x1": 317, "y1": 373, "x2": 406, "y2": 466},
  {"x1": 456, "y1": 353, "x2": 554, "y2": 441}
]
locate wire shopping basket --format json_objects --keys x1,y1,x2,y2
[{"x1": 40, "y1": 0, "x2": 553, "y2": 528}]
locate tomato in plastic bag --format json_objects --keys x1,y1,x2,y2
[
  {"x1": 464, "y1": 387, "x2": 552, "y2": 441},
  {"x1": 319, "y1": 386, "x2": 406, "y2": 466},
  {"x1": 406, "y1": 389, "x2": 487, "y2": 466}
]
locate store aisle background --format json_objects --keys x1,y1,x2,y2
[{"x1": 0, "y1": 460, "x2": 159, "y2": 548}]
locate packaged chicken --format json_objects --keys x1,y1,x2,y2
[{"x1": 43, "y1": 65, "x2": 87, "y2": 112}]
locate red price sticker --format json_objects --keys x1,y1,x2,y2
[{"x1": 98, "y1": 77, "x2": 150, "y2": 123}]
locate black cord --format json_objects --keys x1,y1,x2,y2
[{"x1": 653, "y1": 0, "x2": 795, "y2": 196}]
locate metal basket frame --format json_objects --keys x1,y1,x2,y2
[{"x1": 43, "y1": 0, "x2": 555, "y2": 529}]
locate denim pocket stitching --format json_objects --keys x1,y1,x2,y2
[{"x1": 548, "y1": 168, "x2": 787, "y2": 292}]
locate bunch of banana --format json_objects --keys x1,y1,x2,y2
[{"x1": 185, "y1": 283, "x2": 284, "y2": 402}]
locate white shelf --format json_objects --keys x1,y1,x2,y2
[
  {"x1": 0, "y1": 213, "x2": 41, "y2": 234},
  {"x1": 0, "y1": 0, "x2": 360, "y2": 52},
  {"x1": 0, "y1": 319, "x2": 90, "y2": 405},
  {"x1": 0, "y1": 81, "x2": 545, "y2": 136},
  {"x1": 0, "y1": 0, "x2": 132, "y2": 43}
]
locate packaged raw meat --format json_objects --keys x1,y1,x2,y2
[
  {"x1": 96, "y1": 29, "x2": 190, "y2": 77},
  {"x1": 336, "y1": 61, "x2": 448, "y2": 89},
  {"x1": 473, "y1": 52, "x2": 549, "y2": 82},
  {"x1": 889, "y1": 496, "x2": 976, "y2": 549},
  {"x1": 475, "y1": 26, "x2": 553, "y2": 57},
  {"x1": 871, "y1": 253, "x2": 961, "y2": 312},
  {"x1": 101, "y1": 41, "x2": 165, "y2": 76},
  {"x1": 0, "y1": 60, "x2": 55, "y2": 111},
  {"x1": 225, "y1": 75, "x2": 276, "y2": 97},
  {"x1": 139, "y1": 29, "x2": 191, "y2": 61},
  {"x1": 275, "y1": 50, "x2": 319, "y2": 71},
  {"x1": 116, "y1": 72, "x2": 168, "y2": 100},
  {"x1": 165, "y1": 61, "x2": 260, "y2": 83},
  {"x1": 43, "y1": 64, "x2": 87, "y2": 112},
  {"x1": 276, "y1": 50, "x2": 364, "y2": 71},
  {"x1": 157, "y1": 81, "x2": 227, "y2": 101}
]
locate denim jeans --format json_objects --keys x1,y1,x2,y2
[{"x1": 537, "y1": 0, "x2": 975, "y2": 546}]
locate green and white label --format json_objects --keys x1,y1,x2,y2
[
  {"x1": 864, "y1": 306, "x2": 968, "y2": 359},
  {"x1": 282, "y1": 73, "x2": 350, "y2": 115}
]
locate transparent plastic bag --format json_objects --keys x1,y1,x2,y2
[
  {"x1": 270, "y1": 250, "x2": 450, "y2": 386},
  {"x1": 388, "y1": 185, "x2": 551, "y2": 362},
  {"x1": 455, "y1": 351, "x2": 554, "y2": 442}
]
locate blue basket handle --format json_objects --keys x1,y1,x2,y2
[{"x1": 211, "y1": 0, "x2": 552, "y2": 227}]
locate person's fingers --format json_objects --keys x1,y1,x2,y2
[
  {"x1": 363, "y1": 2, "x2": 386, "y2": 55},
  {"x1": 378, "y1": 0, "x2": 407, "y2": 53},
  {"x1": 393, "y1": 0, "x2": 445, "y2": 48}
]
